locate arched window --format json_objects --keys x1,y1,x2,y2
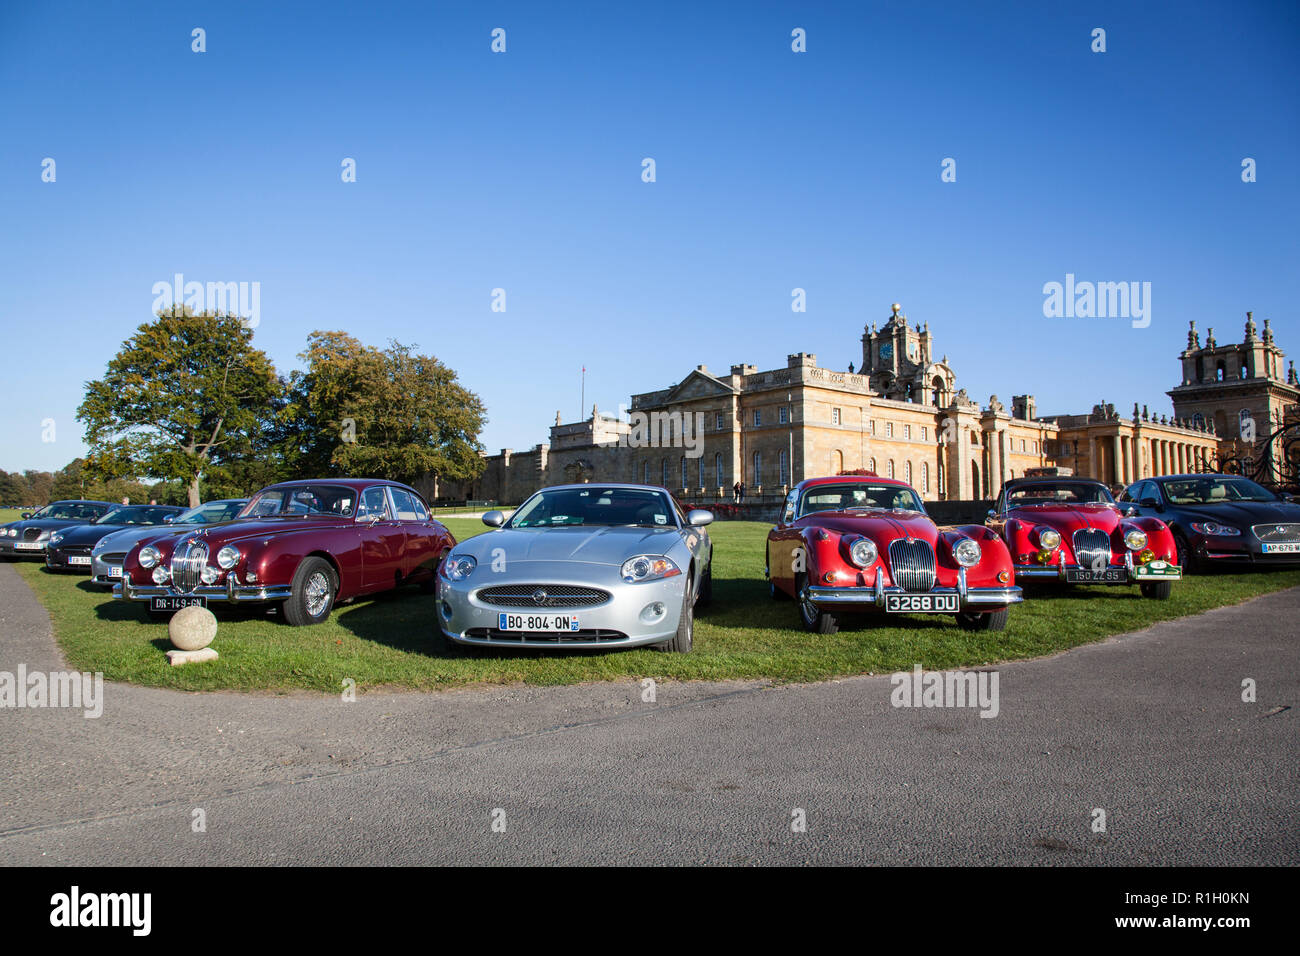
[
  {"x1": 753, "y1": 451, "x2": 762, "y2": 485},
  {"x1": 868, "y1": 457, "x2": 876, "y2": 474},
  {"x1": 904, "y1": 461, "x2": 912, "y2": 486},
  {"x1": 921, "y1": 462, "x2": 930, "y2": 494},
  {"x1": 715, "y1": 453, "x2": 724, "y2": 487},
  {"x1": 832, "y1": 449, "x2": 844, "y2": 474},
  {"x1": 887, "y1": 459, "x2": 895, "y2": 479}
]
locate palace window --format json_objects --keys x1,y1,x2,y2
[
  {"x1": 921, "y1": 462, "x2": 930, "y2": 493},
  {"x1": 903, "y1": 424, "x2": 911, "y2": 440},
  {"x1": 886, "y1": 422, "x2": 894, "y2": 438},
  {"x1": 715, "y1": 453, "x2": 724, "y2": 487},
  {"x1": 1020, "y1": 439, "x2": 1026, "y2": 452},
  {"x1": 753, "y1": 451, "x2": 762, "y2": 485},
  {"x1": 779, "y1": 407, "x2": 788, "y2": 425},
  {"x1": 921, "y1": 426, "x2": 928, "y2": 441},
  {"x1": 753, "y1": 409, "x2": 762, "y2": 427},
  {"x1": 869, "y1": 457, "x2": 876, "y2": 473},
  {"x1": 682, "y1": 457, "x2": 689, "y2": 490},
  {"x1": 869, "y1": 419, "x2": 877, "y2": 435},
  {"x1": 716, "y1": 412, "x2": 725, "y2": 430},
  {"x1": 779, "y1": 450, "x2": 789, "y2": 486},
  {"x1": 887, "y1": 460, "x2": 895, "y2": 479},
  {"x1": 904, "y1": 461, "x2": 912, "y2": 485},
  {"x1": 643, "y1": 461, "x2": 650, "y2": 484},
  {"x1": 661, "y1": 459, "x2": 668, "y2": 487},
  {"x1": 832, "y1": 408, "x2": 841, "y2": 425}
]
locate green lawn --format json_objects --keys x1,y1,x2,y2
[{"x1": 8, "y1": 517, "x2": 1299, "y2": 694}]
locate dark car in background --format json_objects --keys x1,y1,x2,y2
[
  {"x1": 1119, "y1": 474, "x2": 1300, "y2": 571},
  {"x1": 0, "y1": 500, "x2": 114, "y2": 559},
  {"x1": 45, "y1": 504, "x2": 187, "y2": 573},
  {"x1": 88, "y1": 498, "x2": 249, "y2": 587}
]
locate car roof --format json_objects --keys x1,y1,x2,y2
[
  {"x1": 534, "y1": 483, "x2": 675, "y2": 494},
  {"x1": 256, "y1": 479, "x2": 417, "y2": 493},
  {"x1": 50, "y1": 499, "x2": 115, "y2": 506},
  {"x1": 1004, "y1": 476, "x2": 1107, "y2": 488},
  {"x1": 797, "y1": 475, "x2": 913, "y2": 490}
]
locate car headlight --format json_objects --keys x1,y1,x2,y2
[
  {"x1": 200, "y1": 566, "x2": 220, "y2": 584},
  {"x1": 5, "y1": 528, "x2": 14, "y2": 537},
  {"x1": 1190, "y1": 522, "x2": 1241, "y2": 537},
  {"x1": 138, "y1": 546, "x2": 161, "y2": 569},
  {"x1": 1124, "y1": 529, "x2": 1148, "y2": 551},
  {"x1": 216, "y1": 545, "x2": 240, "y2": 569},
  {"x1": 1036, "y1": 527, "x2": 1061, "y2": 550},
  {"x1": 49, "y1": 533, "x2": 64, "y2": 545},
  {"x1": 848, "y1": 537, "x2": 878, "y2": 568},
  {"x1": 620, "y1": 555, "x2": 681, "y2": 583},
  {"x1": 152, "y1": 565, "x2": 170, "y2": 584},
  {"x1": 952, "y1": 537, "x2": 982, "y2": 568},
  {"x1": 445, "y1": 555, "x2": 477, "y2": 581}
]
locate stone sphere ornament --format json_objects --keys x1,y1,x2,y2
[{"x1": 168, "y1": 606, "x2": 218, "y2": 651}]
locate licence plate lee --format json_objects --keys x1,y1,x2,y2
[
  {"x1": 498, "y1": 613, "x2": 580, "y2": 632},
  {"x1": 68, "y1": 555, "x2": 91, "y2": 566},
  {"x1": 14, "y1": 542, "x2": 42, "y2": 551},
  {"x1": 1262, "y1": 542, "x2": 1300, "y2": 553},
  {"x1": 109, "y1": 566, "x2": 122, "y2": 578},
  {"x1": 1066, "y1": 568, "x2": 1127, "y2": 583},
  {"x1": 885, "y1": 593, "x2": 959, "y2": 613},
  {"x1": 150, "y1": 596, "x2": 206, "y2": 611}
]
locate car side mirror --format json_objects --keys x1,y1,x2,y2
[
  {"x1": 482, "y1": 510, "x2": 506, "y2": 528},
  {"x1": 163, "y1": 515, "x2": 174, "y2": 523},
  {"x1": 687, "y1": 509, "x2": 714, "y2": 527},
  {"x1": 1140, "y1": 497, "x2": 1161, "y2": 510},
  {"x1": 1124, "y1": 506, "x2": 1138, "y2": 517},
  {"x1": 20, "y1": 513, "x2": 30, "y2": 519}
]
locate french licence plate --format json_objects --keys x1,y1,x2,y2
[
  {"x1": 69, "y1": 555, "x2": 91, "y2": 566},
  {"x1": 150, "y1": 596, "x2": 206, "y2": 611},
  {"x1": 498, "y1": 612, "x2": 580, "y2": 632},
  {"x1": 885, "y1": 593, "x2": 959, "y2": 613},
  {"x1": 14, "y1": 542, "x2": 42, "y2": 551},
  {"x1": 1262, "y1": 542, "x2": 1300, "y2": 553},
  {"x1": 1066, "y1": 568, "x2": 1127, "y2": 583}
]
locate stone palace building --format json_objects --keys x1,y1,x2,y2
[{"x1": 453, "y1": 305, "x2": 1293, "y2": 504}]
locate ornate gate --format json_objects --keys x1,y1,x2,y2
[{"x1": 1208, "y1": 421, "x2": 1300, "y2": 494}]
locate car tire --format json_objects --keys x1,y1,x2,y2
[
  {"x1": 1173, "y1": 529, "x2": 1198, "y2": 574},
  {"x1": 282, "y1": 556, "x2": 338, "y2": 627},
  {"x1": 957, "y1": 607, "x2": 1009, "y2": 631},
  {"x1": 658, "y1": 577, "x2": 694, "y2": 653},
  {"x1": 696, "y1": 562, "x2": 712, "y2": 610},
  {"x1": 1140, "y1": 580, "x2": 1173, "y2": 600},
  {"x1": 796, "y1": 573, "x2": 838, "y2": 634}
]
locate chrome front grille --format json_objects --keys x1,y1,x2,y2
[
  {"x1": 887, "y1": 539, "x2": 936, "y2": 592},
  {"x1": 1072, "y1": 529, "x2": 1112, "y2": 569},
  {"x1": 1252, "y1": 523, "x2": 1300, "y2": 541},
  {"x1": 23, "y1": 528, "x2": 42, "y2": 541},
  {"x1": 101, "y1": 552, "x2": 127, "y2": 566},
  {"x1": 476, "y1": 584, "x2": 610, "y2": 608},
  {"x1": 170, "y1": 539, "x2": 209, "y2": 592}
]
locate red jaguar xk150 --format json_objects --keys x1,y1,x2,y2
[
  {"x1": 985, "y1": 475, "x2": 1180, "y2": 598},
  {"x1": 115, "y1": 479, "x2": 456, "y2": 625},
  {"x1": 767, "y1": 475, "x2": 1022, "y2": 633}
]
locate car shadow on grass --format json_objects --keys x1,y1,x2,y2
[{"x1": 707, "y1": 578, "x2": 963, "y2": 632}]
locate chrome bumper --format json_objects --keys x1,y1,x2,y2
[
  {"x1": 1013, "y1": 550, "x2": 1182, "y2": 582},
  {"x1": 114, "y1": 578, "x2": 293, "y2": 603},
  {"x1": 804, "y1": 568, "x2": 1022, "y2": 609}
]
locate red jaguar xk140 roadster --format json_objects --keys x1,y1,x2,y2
[
  {"x1": 985, "y1": 476, "x2": 1181, "y2": 598},
  {"x1": 766, "y1": 475, "x2": 1022, "y2": 633},
  {"x1": 116, "y1": 479, "x2": 456, "y2": 625}
]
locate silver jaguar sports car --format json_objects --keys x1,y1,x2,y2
[{"x1": 436, "y1": 483, "x2": 713, "y2": 652}]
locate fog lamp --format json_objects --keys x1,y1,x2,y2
[
  {"x1": 1137, "y1": 548, "x2": 1155, "y2": 564},
  {"x1": 151, "y1": 566, "x2": 170, "y2": 585},
  {"x1": 200, "y1": 566, "x2": 220, "y2": 585},
  {"x1": 639, "y1": 601, "x2": 667, "y2": 624},
  {"x1": 998, "y1": 570, "x2": 1011, "y2": 584}
]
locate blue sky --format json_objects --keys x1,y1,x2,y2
[{"x1": 1, "y1": 0, "x2": 1297, "y2": 473}]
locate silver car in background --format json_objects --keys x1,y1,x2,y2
[
  {"x1": 90, "y1": 498, "x2": 249, "y2": 587},
  {"x1": 437, "y1": 484, "x2": 713, "y2": 652}
]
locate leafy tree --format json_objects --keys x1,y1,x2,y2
[
  {"x1": 289, "y1": 331, "x2": 487, "y2": 486},
  {"x1": 78, "y1": 308, "x2": 284, "y2": 507},
  {"x1": 22, "y1": 470, "x2": 53, "y2": 505}
]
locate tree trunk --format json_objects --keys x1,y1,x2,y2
[{"x1": 188, "y1": 474, "x2": 202, "y2": 508}]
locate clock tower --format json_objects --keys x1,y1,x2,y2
[{"x1": 861, "y1": 303, "x2": 954, "y2": 405}]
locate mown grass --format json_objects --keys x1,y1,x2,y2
[{"x1": 9, "y1": 518, "x2": 1299, "y2": 694}]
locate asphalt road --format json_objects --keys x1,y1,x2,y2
[{"x1": 0, "y1": 561, "x2": 1295, "y2": 865}]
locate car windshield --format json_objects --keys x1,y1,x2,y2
[
  {"x1": 28, "y1": 503, "x2": 106, "y2": 520},
  {"x1": 1006, "y1": 482, "x2": 1114, "y2": 506},
  {"x1": 509, "y1": 487, "x2": 676, "y2": 528},
  {"x1": 176, "y1": 500, "x2": 248, "y2": 524},
  {"x1": 799, "y1": 483, "x2": 924, "y2": 515},
  {"x1": 241, "y1": 486, "x2": 356, "y2": 517},
  {"x1": 94, "y1": 506, "x2": 175, "y2": 526},
  {"x1": 1159, "y1": 477, "x2": 1276, "y2": 504}
]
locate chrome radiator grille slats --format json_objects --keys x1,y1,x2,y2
[
  {"x1": 170, "y1": 539, "x2": 209, "y2": 592},
  {"x1": 1252, "y1": 523, "x2": 1300, "y2": 541},
  {"x1": 887, "y1": 539, "x2": 936, "y2": 592},
  {"x1": 1072, "y1": 529, "x2": 1112, "y2": 569},
  {"x1": 476, "y1": 584, "x2": 610, "y2": 608}
]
